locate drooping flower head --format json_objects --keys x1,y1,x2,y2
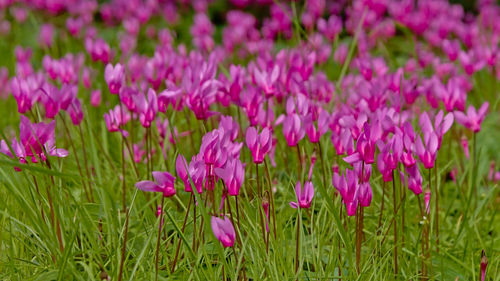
[
  {"x1": 289, "y1": 181, "x2": 314, "y2": 209},
  {"x1": 211, "y1": 216, "x2": 236, "y2": 248},
  {"x1": 246, "y1": 126, "x2": 272, "y2": 164},
  {"x1": 135, "y1": 171, "x2": 176, "y2": 197}
]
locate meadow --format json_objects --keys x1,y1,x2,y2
[{"x1": 0, "y1": 0, "x2": 499, "y2": 280}]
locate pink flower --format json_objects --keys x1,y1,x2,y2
[
  {"x1": 135, "y1": 171, "x2": 176, "y2": 197},
  {"x1": 1, "y1": 116, "x2": 68, "y2": 164},
  {"x1": 135, "y1": 88, "x2": 158, "y2": 128},
  {"x1": 215, "y1": 158, "x2": 245, "y2": 196},
  {"x1": 104, "y1": 63, "x2": 124, "y2": 95},
  {"x1": 282, "y1": 113, "x2": 305, "y2": 147},
  {"x1": 304, "y1": 110, "x2": 330, "y2": 143},
  {"x1": 11, "y1": 77, "x2": 35, "y2": 114},
  {"x1": 90, "y1": 90, "x2": 101, "y2": 107},
  {"x1": 289, "y1": 181, "x2": 314, "y2": 209},
  {"x1": 104, "y1": 105, "x2": 130, "y2": 137},
  {"x1": 415, "y1": 131, "x2": 438, "y2": 169},
  {"x1": 245, "y1": 127, "x2": 272, "y2": 164},
  {"x1": 332, "y1": 169, "x2": 358, "y2": 216},
  {"x1": 405, "y1": 165, "x2": 423, "y2": 195},
  {"x1": 481, "y1": 250, "x2": 488, "y2": 281},
  {"x1": 211, "y1": 216, "x2": 236, "y2": 248},
  {"x1": 176, "y1": 154, "x2": 205, "y2": 194},
  {"x1": 454, "y1": 102, "x2": 489, "y2": 133},
  {"x1": 376, "y1": 134, "x2": 402, "y2": 182},
  {"x1": 39, "y1": 24, "x2": 54, "y2": 48}
]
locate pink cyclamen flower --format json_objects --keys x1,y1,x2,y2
[
  {"x1": 245, "y1": 126, "x2": 272, "y2": 164},
  {"x1": 135, "y1": 171, "x2": 176, "y2": 197},
  {"x1": 135, "y1": 88, "x2": 158, "y2": 128},
  {"x1": 1, "y1": 116, "x2": 68, "y2": 164},
  {"x1": 332, "y1": 169, "x2": 358, "y2": 216},
  {"x1": 304, "y1": 110, "x2": 330, "y2": 143},
  {"x1": 103, "y1": 105, "x2": 130, "y2": 137},
  {"x1": 215, "y1": 158, "x2": 245, "y2": 196},
  {"x1": 289, "y1": 181, "x2": 314, "y2": 209},
  {"x1": 104, "y1": 63, "x2": 124, "y2": 94},
  {"x1": 282, "y1": 113, "x2": 305, "y2": 147},
  {"x1": 39, "y1": 24, "x2": 54, "y2": 48},
  {"x1": 11, "y1": 77, "x2": 34, "y2": 114},
  {"x1": 176, "y1": 154, "x2": 205, "y2": 194},
  {"x1": 405, "y1": 164, "x2": 423, "y2": 195},
  {"x1": 211, "y1": 216, "x2": 236, "y2": 248},
  {"x1": 454, "y1": 102, "x2": 489, "y2": 133},
  {"x1": 90, "y1": 90, "x2": 101, "y2": 107},
  {"x1": 358, "y1": 182, "x2": 372, "y2": 207},
  {"x1": 481, "y1": 250, "x2": 488, "y2": 281},
  {"x1": 415, "y1": 131, "x2": 438, "y2": 169},
  {"x1": 376, "y1": 135, "x2": 403, "y2": 182}
]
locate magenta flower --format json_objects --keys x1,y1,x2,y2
[
  {"x1": 176, "y1": 154, "x2": 205, "y2": 194},
  {"x1": 11, "y1": 77, "x2": 35, "y2": 114},
  {"x1": 332, "y1": 169, "x2": 358, "y2": 216},
  {"x1": 289, "y1": 181, "x2": 314, "y2": 209},
  {"x1": 245, "y1": 127, "x2": 272, "y2": 164},
  {"x1": 90, "y1": 90, "x2": 101, "y2": 107},
  {"x1": 282, "y1": 113, "x2": 305, "y2": 147},
  {"x1": 481, "y1": 250, "x2": 488, "y2": 281},
  {"x1": 215, "y1": 158, "x2": 245, "y2": 196},
  {"x1": 219, "y1": 115, "x2": 240, "y2": 142},
  {"x1": 376, "y1": 135, "x2": 403, "y2": 182},
  {"x1": 211, "y1": 216, "x2": 236, "y2": 248},
  {"x1": 39, "y1": 24, "x2": 54, "y2": 48},
  {"x1": 135, "y1": 171, "x2": 176, "y2": 198},
  {"x1": 304, "y1": 110, "x2": 330, "y2": 143},
  {"x1": 1, "y1": 116, "x2": 68, "y2": 164},
  {"x1": 135, "y1": 88, "x2": 158, "y2": 128},
  {"x1": 419, "y1": 110, "x2": 454, "y2": 149},
  {"x1": 454, "y1": 102, "x2": 489, "y2": 133},
  {"x1": 104, "y1": 63, "x2": 124, "y2": 94},
  {"x1": 358, "y1": 182, "x2": 372, "y2": 207},
  {"x1": 405, "y1": 165, "x2": 423, "y2": 195},
  {"x1": 200, "y1": 130, "x2": 227, "y2": 169},
  {"x1": 253, "y1": 65, "x2": 280, "y2": 97},
  {"x1": 104, "y1": 105, "x2": 130, "y2": 137},
  {"x1": 415, "y1": 131, "x2": 438, "y2": 169}
]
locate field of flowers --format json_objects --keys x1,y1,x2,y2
[{"x1": 0, "y1": 0, "x2": 499, "y2": 280}]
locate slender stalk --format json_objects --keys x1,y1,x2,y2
[
  {"x1": 295, "y1": 210, "x2": 300, "y2": 274},
  {"x1": 78, "y1": 123, "x2": 94, "y2": 202},
  {"x1": 193, "y1": 194, "x2": 197, "y2": 251},
  {"x1": 117, "y1": 209, "x2": 129, "y2": 281},
  {"x1": 255, "y1": 163, "x2": 261, "y2": 197},
  {"x1": 434, "y1": 162, "x2": 439, "y2": 252},
  {"x1": 317, "y1": 142, "x2": 328, "y2": 194},
  {"x1": 377, "y1": 181, "x2": 386, "y2": 235},
  {"x1": 392, "y1": 171, "x2": 398, "y2": 278},
  {"x1": 264, "y1": 160, "x2": 277, "y2": 239},
  {"x1": 60, "y1": 115, "x2": 91, "y2": 202},
  {"x1": 117, "y1": 108, "x2": 129, "y2": 281},
  {"x1": 172, "y1": 194, "x2": 192, "y2": 272},
  {"x1": 296, "y1": 144, "x2": 302, "y2": 180},
  {"x1": 417, "y1": 195, "x2": 427, "y2": 281},
  {"x1": 155, "y1": 196, "x2": 165, "y2": 281}
]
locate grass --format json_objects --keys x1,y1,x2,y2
[{"x1": 0, "y1": 4, "x2": 499, "y2": 281}]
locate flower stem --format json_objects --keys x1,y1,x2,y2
[
  {"x1": 155, "y1": 196, "x2": 165, "y2": 281},
  {"x1": 295, "y1": 210, "x2": 300, "y2": 274},
  {"x1": 392, "y1": 171, "x2": 398, "y2": 278},
  {"x1": 172, "y1": 194, "x2": 192, "y2": 272}
]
